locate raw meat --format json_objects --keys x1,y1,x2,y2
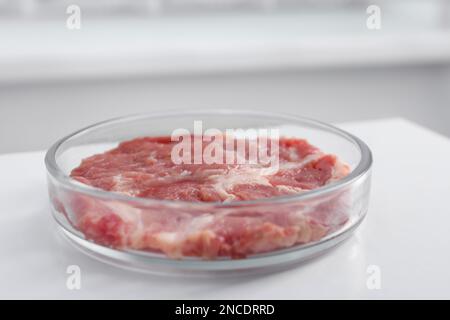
[{"x1": 62, "y1": 136, "x2": 350, "y2": 259}]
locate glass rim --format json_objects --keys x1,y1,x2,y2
[{"x1": 45, "y1": 108, "x2": 373, "y2": 208}]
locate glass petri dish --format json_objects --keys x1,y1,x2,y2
[{"x1": 45, "y1": 109, "x2": 372, "y2": 276}]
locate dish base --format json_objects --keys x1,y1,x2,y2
[{"x1": 57, "y1": 218, "x2": 363, "y2": 277}]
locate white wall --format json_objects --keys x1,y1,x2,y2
[{"x1": 1, "y1": 63, "x2": 449, "y2": 154}]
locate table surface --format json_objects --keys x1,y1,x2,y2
[{"x1": 1, "y1": 118, "x2": 449, "y2": 299}]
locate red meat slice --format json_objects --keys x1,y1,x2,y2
[
  {"x1": 269, "y1": 154, "x2": 337, "y2": 190},
  {"x1": 62, "y1": 136, "x2": 350, "y2": 259}
]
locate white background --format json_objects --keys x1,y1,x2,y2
[{"x1": 2, "y1": 4, "x2": 450, "y2": 153}]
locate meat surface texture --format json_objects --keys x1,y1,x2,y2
[{"x1": 62, "y1": 136, "x2": 351, "y2": 259}]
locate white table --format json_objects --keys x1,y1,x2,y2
[{"x1": 1, "y1": 118, "x2": 449, "y2": 299}]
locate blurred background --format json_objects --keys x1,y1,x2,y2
[{"x1": 0, "y1": 0, "x2": 449, "y2": 153}]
